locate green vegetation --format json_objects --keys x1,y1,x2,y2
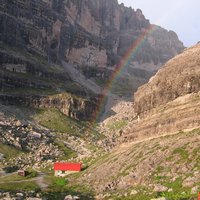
[
  {"x1": 94, "y1": 78, "x2": 107, "y2": 87},
  {"x1": 192, "y1": 147, "x2": 200, "y2": 170},
  {"x1": 54, "y1": 140, "x2": 77, "y2": 160},
  {"x1": 35, "y1": 108, "x2": 83, "y2": 135},
  {"x1": 163, "y1": 178, "x2": 184, "y2": 193},
  {"x1": 44, "y1": 176, "x2": 94, "y2": 200},
  {"x1": 26, "y1": 169, "x2": 38, "y2": 178},
  {"x1": 0, "y1": 173, "x2": 27, "y2": 182},
  {"x1": 0, "y1": 181, "x2": 39, "y2": 191},
  {"x1": 0, "y1": 143, "x2": 23, "y2": 160},
  {"x1": 0, "y1": 170, "x2": 37, "y2": 182},
  {"x1": 104, "y1": 186, "x2": 156, "y2": 200},
  {"x1": 47, "y1": 176, "x2": 68, "y2": 188},
  {"x1": 105, "y1": 182, "x2": 197, "y2": 200},
  {"x1": 158, "y1": 178, "x2": 196, "y2": 200},
  {"x1": 55, "y1": 178, "x2": 67, "y2": 186},
  {"x1": 6, "y1": 87, "x2": 58, "y2": 96},
  {"x1": 34, "y1": 108, "x2": 103, "y2": 141},
  {"x1": 108, "y1": 120, "x2": 128, "y2": 131},
  {"x1": 172, "y1": 147, "x2": 189, "y2": 161},
  {"x1": 159, "y1": 191, "x2": 196, "y2": 200},
  {"x1": 111, "y1": 75, "x2": 135, "y2": 97},
  {"x1": 107, "y1": 194, "x2": 154, "y2": 200}
]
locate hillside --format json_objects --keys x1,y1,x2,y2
[
  {"x1": 75, "y1": 44, "x2": 200, "y2": 199},
  {"x1": 79, "y1": 129, "x2": 200, "y2": 200},
  {"x1": 134, "y1": 44, "x2": 200, "y2": 115},
  {"x1": 121, "y1": 44, "x2": 200, "y2": 142}
]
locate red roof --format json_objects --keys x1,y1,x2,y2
[{"x1": 54, "y1": 162, "x2": 81, "y2": 171}]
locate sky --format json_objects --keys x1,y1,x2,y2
[{"x1": 118, "y1": 0, "x2": 200, "y2": 47}]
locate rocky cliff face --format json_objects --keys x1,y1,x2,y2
[
  {"x1": 0, "y1": 0, "x2": 184, "y2": 119},
  {"x1": 0, "y1": 93, "x2": 97, "y2": 121},
  {"x1": 134, "y1": 44, "x2": 200, "y2": 115},
  {"x1": 0, "y1": 0, "x2": 184, "y2": 68},
  {"x1": 119, "y1": 44, "x2": 200, "y2": 143}
]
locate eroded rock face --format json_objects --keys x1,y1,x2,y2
[
  {"x1": 0, "y1": 93, "x2": 97, "y2": 121},
  {"x1": 0, "y1": 0, "x2": 184, "y2": 68},
  {"x1": 0, "y1": 0, "x2": 184, "y2": 119},
  {"x1": 134, "y1": 44, "x2": 200, "y2": 115}
]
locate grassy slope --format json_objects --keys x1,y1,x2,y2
[
  {"x1": 34, "y1": 108, "x2": 103, "y2": 140},
  {"x1": 0, "y1": 143, "x2": 23, "y2": 160},
  {"x1": 79, "y1": 129, "x2": 200, "y2": 200},
  {"x1": 0, "y1": 181, "x2": 39, "y2": 191}
]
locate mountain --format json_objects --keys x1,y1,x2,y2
[
  {"x1": 0, "y1": 0, "x2": 184, "y2": 108},
  {"x1": 134, "y1": 44, "x2": 200, "y2": 115},
  {"x1": 122, "y1": 43, "x2": 200, "y2": 142},
  {"x1": 0, "y1": 1, "x2": 194, "y2": 200},
  {"x1": 77, "y1": 44, "x2": 200, "y2": 200},
  {"x1": 0, "y1": 0, "x2": 183, "y2": 66}
]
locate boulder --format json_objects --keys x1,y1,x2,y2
[
  {"x1": 153, "y1": 184, "x2": 168, "y2": 192},
  {"x1": 64, "y1": 195, "x2": 73, "y2": 200},
  {"x1": 191, "y1": 186, "x2": 199, "y2": 194}
]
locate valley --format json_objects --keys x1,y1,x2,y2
[{"x1": 0, "y1": 0, "x2": 199, "y2": 200}]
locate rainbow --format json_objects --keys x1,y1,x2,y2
[{"x1": 92, "y1": 24, "x2": 158, "y2": 124}]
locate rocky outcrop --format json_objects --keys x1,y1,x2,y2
[
  {"x1": 123, "y1": 91, "x2": 200, "y2": 142},
  {"x1": 117, "y1": 44, "x2": 200, "y2": 143},
  {"x1": 0, "y1": 93, "x2": 97, "y2": 121},
  {"x1": 0, "y1": 192, "x2": 43, "y2": 200},
  {"x1": 134, "y1": 44, "x2": 200, "y2": 115}
]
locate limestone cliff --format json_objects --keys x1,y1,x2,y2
[
  {"x1": 134, "y1": 44, "x2": 200, "y2": 115},
  {"x1": 0, "y1": 93, "x2": 97, "y2": 120},
  {"x1": 0, "y1": 0, "x2": 184, "y2": 119},
  {"x1": 120, "y1": 44, "x2": 200, "y2": 142},
  {"x1": 0, "y1": 0, "x2": 184, "y2": 67}
]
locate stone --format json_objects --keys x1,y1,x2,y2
[
  {"x1": 130, "y1": 190, "x2": 138, "y2": 195},
  {"x1": 191, "y1": 186, "x2": 199, "y2": 194},
  {"x1": 153, "y1": 184, "x2": 168, "y2": 192},
  {"x1": 36, "y1": 194, "x2": 41, "y2": 198},
  {"x1": 64, "y1": 195, "x2": 73, "y2": 200},
  {"x1": 134, "y1": 44, "x2": 200, "y2": 115},
  {"x1": 29, "y1": 132, "x2": 42, "y2": 139},
  {"x1": 0, "y1": 153, "x2": 4, "y2": 160},
  {"x1": 16, "y1": 120, "x2": 22, "y2": 127},
  {"x1": 73, "y1": 196, "x2": 80, "y2": 200},
  {"x1": 3, "y1": 192, "x2": 11, "y2": 197},
  {"x1": 168, "y1": 188, "x2": 173, "y2": 192},
  {"x1": 182, "y1": 176, "x2": 197, "y2": 187},
  {"x1": 16, "y1": 193, "x2": 24, "y2": 197}
]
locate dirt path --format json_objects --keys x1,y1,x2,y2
[
  {"x1": 118, "y1": 126, "x2": 200, "y2": 153},
  {"x1": 0, "y1": 172, "x2": 48, "y2": 189},
  {"x1": 35, "y1": 172, "x2": 48, "y2": 189}
]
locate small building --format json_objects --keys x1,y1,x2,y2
[
  {"x1": 18, "y1": 169, "x2": 26, "y2": 177},
  {"x1": 54, "y1": 162, "x2": 82, "y2": 177}
]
